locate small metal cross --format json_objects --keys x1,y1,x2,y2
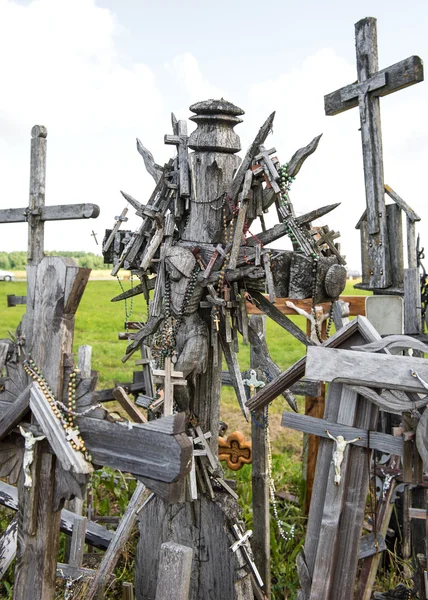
[
  {"x1": 230, "y1": 523, "x2": 264, "y2": 588},
  {"x1": 242, "y1": 369, "x2": 265, "y2": 397}
]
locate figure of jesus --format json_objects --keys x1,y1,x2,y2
[
  {"x1": 19, "y1": 426, "x2": 46, "y2": 488},
  {"x1": 325, "y1": 429, "x2": 362, "y2": 485}
]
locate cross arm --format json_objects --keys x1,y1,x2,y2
[
  {"x1": 0, "y1": 203, "x2": 99, "y2": 224},
  {"x1": 325, "y1": 55, "x2": 423, "y2": 116},
  {"x1": 281, "y1": 412, "x2": 403, "y2": 457}
]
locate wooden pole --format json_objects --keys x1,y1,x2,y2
[{"x1": 250, "y1": 315, "x2": 271, "y2": 598}]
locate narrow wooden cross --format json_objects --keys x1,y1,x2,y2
[
  {"x1": 324, "y1": 18, "x2": 424, "y2": 288},
  {"x1": 91, "y1": 230, "x2": 98, "y2": 245},
  {"x1": 152, "y1": 357, "x2": 187, "y2": 416},
  {"x1": 164, "y1": 120, "x2": 190, "y2": 198},
  {"x1": 0, "y1": 126, "x2": 99, "y2": 266}
]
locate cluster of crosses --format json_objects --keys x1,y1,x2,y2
[{"x1": 0, "y1": 14, "x2": 426, "y2": 600}]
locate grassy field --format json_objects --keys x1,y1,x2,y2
[{"x1": 0, "y1": 276, "x2": 370, "y2": 598}]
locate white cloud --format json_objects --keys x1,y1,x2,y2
[{"x1": 165, "y1": 52, "x2": 222, "y2": 104}]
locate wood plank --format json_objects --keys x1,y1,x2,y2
[
  {"x1": 247, "y1": 316, "x2": 377, "y2": 411},
  {"x1": 155, "y1": 542, "x2": 193, "y2": 600},
  {"x1": 68, "y1": 515, "x2": 87, "y2": 567},
  {"x1": 245, "y1": 295, "x2": 366, "y2": 317},
  {"x1": 0, "y1": 480, "x2": 113, "y2": 550},
  {"x1": 385, "y1": 184, "x2": 421, "y2": 221},
  {"x1": 85, "y1": 482, "x2": 147, "y2": 600},
  {"x1": 112, "y1": 386, "x2": 148, "y2": 423},
  {"x1": 404, "y1": 267, "x2": 422, "y2": 334},
  {"x1": 0, "y1": 515, "x2": 18, "y2": 578},
  {"x1": 27, "y1": 125, "x2": 47, "y2": 265},
  {"x1": 249, "y1": 316, "x2": 271, "y2": 599},
  {"x1": 305, "y1": 346, "x2": 428, "y2": 393},
  {"x1": 386, "y1": 203, "x2": 404, "y2": 288},
  {"x1": 324, "y1": 55, "x2": 424, "y2": 116},
  {"x1": 248, "y1": 291, "x2": 313, "y2": 346},
  {"x1": 281, "y1": 412, "x2": 403, "y2": 456},
  {"x1": 0, "y1": 385, "x2": 31, "y2": 441}
]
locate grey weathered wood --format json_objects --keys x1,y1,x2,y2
[
  {"x1": 0, "y1": 204, "x2": 99, "y2": 224},
  {"x1": 358, "y1": 533, "x2": 386, "y2": 559},
  {"x1": 155, "y1": 542, "x2": 193, "y2": 600},
  {"x1": 228, "y1": 170, "x2": 253, "y2": 270},
  {"x1": 385, "y1": 184, "x2": 421, "y2": 222},
  {"x1": 249, "y1": 315, "x2": 271, "y2": 599},
  {"x1": 0, "y1": 480, "x2": 113, "y2": 549},
  {"x1": 30, "y1": 383, "x2": 92, "y2": 475},
  {"x1": 325, "y1": 55, "x2": 423, "y2": 116},
  {"x1": 306, "y1": 345, "x2": 428, "y2": 393},
  {"x1": 287, "y1": 135, "x2": 322, "y2": 178},
  {"x1": 139, "y1": 224, "x2": 164, "y2": 271},
  {"x1": 28, "y1": 125, "x2": 47, "y2": 265},
  {"x1": 219, "y1": 326, "x2": 249, "y2": 421},
  {"x1": 325, "y1": 19, "x2": 423, "y2": 288},
  {"x1": 350, "y1": 385, "x2": 428, "y2": 415},
  {"x1": 0, "y1": 385, "x2": 31, "y2": 441},
  {"x1": 112, "y1": 386, "x2": 148, "y2": 423},
  {"x1": 122, "y1": 582, "x2": 134, "y2": 600},
  {"x1": 78, "y1": 345, "x2": 92, "y2": 379},
  {"x1": 249, "y1": 290, "x2": 313, "y2": 346},
  {"x1": 226, "y1": 112, "x2": 275, "y2": 203},
  {"x1": 281, "y1": 412, "x2": 403, "y2": 456},
  {"x1": 68, "y1": 515, "x2": 87, "y2": 567},
  {"x1": 77, "y1": 413, "x2": 192, "y2": 482},
  {"x1": 404, "y1": 267, "x2": 422, "y2": 334},
  {"x1": 164, "y1": 120, "x2": 190, "y2": 198},
  {"x1": 386, "y1": 203, "x2": 404, "y2": 288},
  {"x1": 14, "y1": 255, "x2": 91, "y2": 600},
  {"x1": 262, "y1": 253, "x2": 276, "y2": 302},
  {"x1": 0, "y1": 515, "x2": 18, "y2": 578},
  {"x1": 247, "y1": 315, "x2": 379, "y2": 411},
  {"x1": 103, "y1": 207, "x2": 128, "y2": 253},
  {"x1": 407, "y1": 218, "x2": 417, "y2": 268},
  {"x1": 136, "y1": 138, "x2": 163, "y2": 183},
  {"x1": 85, "y1": 482, "x2": 147, "y2": 600}
]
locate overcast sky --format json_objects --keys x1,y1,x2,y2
[{"x1": 1, "y1": 0, "x2": 427, "y2": 270}]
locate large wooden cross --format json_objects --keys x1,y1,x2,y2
[
  {"x1": 0, "y1": 125, "x2": 99, "y2": 266},
  {"x1": 325, "y1": 18, "x2": 423, "y2": 289}
]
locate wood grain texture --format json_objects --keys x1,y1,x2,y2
[
  {"x1": 155, "y1": 542, "x2": 193, "y2": 600},
  {"x1": 86, "y1": 482, "x2": 147, "y2": 600},
  {"x1": 306, "y1": 345, "x2": 428, "y2": 393},
  {"x1": 0, "y1": 385, "x2": 31, "y2": 441}
]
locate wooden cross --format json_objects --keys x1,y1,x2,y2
[
  {"x1": 252, "y1": 145, "x2": 280, "y2": 193},
  {"x1": 164, "y1": 120, "x2": 190, "y2": 198},
  {"x1": 218, "y1": 431, "x2": 252, "y2": 471},
  {"x1": 325, "y1": 18, "x2": 424, "y2": 288},
  {"x1": 314, "y1": 225, "x2": 346, "y2": 266},
  {"x1": 91, "y1": 230, "x2": 98, "y2": 245},
  {"x1": 152, "y1": 357, "x2": 187, "y2": 416},
  {"x1": 0, "y1": 126, "x2": 99, "y2": 266}
]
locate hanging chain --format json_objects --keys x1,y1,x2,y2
[{"x1": 116, "y1": 274, "x2": 134, "y2": 331}]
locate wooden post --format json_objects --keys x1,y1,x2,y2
[
  {"x1": 250, "y1": 315, "x2": 271, "y2": 599},
  {"x1": 155, "y1": 542, "x2": 193, "y2": 600},
  {"x1": 13, "y1": 258, "x2": 90, "y2": 600}
]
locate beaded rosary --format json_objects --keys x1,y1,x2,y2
[
  {"x1": 23, "y1": 358, "x2": 97, "y2": 462},
  {"x1": 152, "y1": 263, "x2": 201, "y2": 367}
]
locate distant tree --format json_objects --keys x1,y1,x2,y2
[{"x1": 0, "y1": 252, "x2": 11, "y2": 269}]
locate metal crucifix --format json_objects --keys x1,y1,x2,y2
[
  {"x1": 0, "y1": 125, "x2": 99, "y2": 266},
  {"x1": 325, "y1": 17, "x2": 424, "y2": 289}
]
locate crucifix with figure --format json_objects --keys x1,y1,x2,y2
[{"x1": 325, "y1": 17, "x2": 423, "y2": 290}]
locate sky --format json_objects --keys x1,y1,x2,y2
[{"x1": 0, "y1": 0, "x2": 427, "y2": 271}]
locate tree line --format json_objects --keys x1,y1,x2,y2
[{"x1": 0, "y1": 251, "x2": 109, "y2": 270}]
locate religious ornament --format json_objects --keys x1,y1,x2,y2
[
  {"x1": 325, "y1": 429, "x2": 362, "y2": 485},
  {"x1": 19, "y1": 426, "x2": 46, "y2": 488},
  {"x1": 218, "y1": 431, "x2": 252, "y2": 471}
]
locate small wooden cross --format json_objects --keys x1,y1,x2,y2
[
  {"x1": 164, "y1": 120, "x2": 190, "y2": 198},
  {"x1": 91, "y1": 230, "x2": 98, "y2": 245},
  {"x1": 152, "y1": 356, "x2": 187, "y2": 416},
  {"x1": 0, "y1": 126, "x2": 99, "y2": 266},
  {"x1": 314, "y1": 225, "x2": 346, "y2": 266},
  {"x1": 252, "y1": 145, "x2": 280, "y2": 193},
  {"x1": 218, "y1": 431, "x2": 252, "y2": 471},
  {"x1": 324, "y1": 18, "x2": 423, "y2": 287}
]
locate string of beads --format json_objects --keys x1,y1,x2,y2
[{"x1": 23, "y1": 358, "x2": 96, "y2": 462}]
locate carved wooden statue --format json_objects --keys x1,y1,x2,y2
[{"x1": 103, "y1": 98, "x2": 347, "y2": 599}]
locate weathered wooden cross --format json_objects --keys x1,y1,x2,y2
[
  {"x1": 152, "y1": 357, "x2": 187, "y2": 416},
  {"x1": 0, "y1": 126, "x2": 99, "y2": 266},
  {"x1": 324, "y1": 17, "x2": 424, "y2": 289}
]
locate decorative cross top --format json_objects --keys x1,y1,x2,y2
[
  {"x1": 0, "y1": 126, "x2": 99, "y2": 266},
  {"x1": 324, "y1": 18, "x2": 424, "y2": 288},
  {"x1": 242, "y1": 369, "x2": 265, "y2": 397},
  {"x1": 152, "y1": 356, "x2": 187, "y2": 416},
  {"x1": 230, "y1": 523, "x2": 264, "y2": 588}
]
